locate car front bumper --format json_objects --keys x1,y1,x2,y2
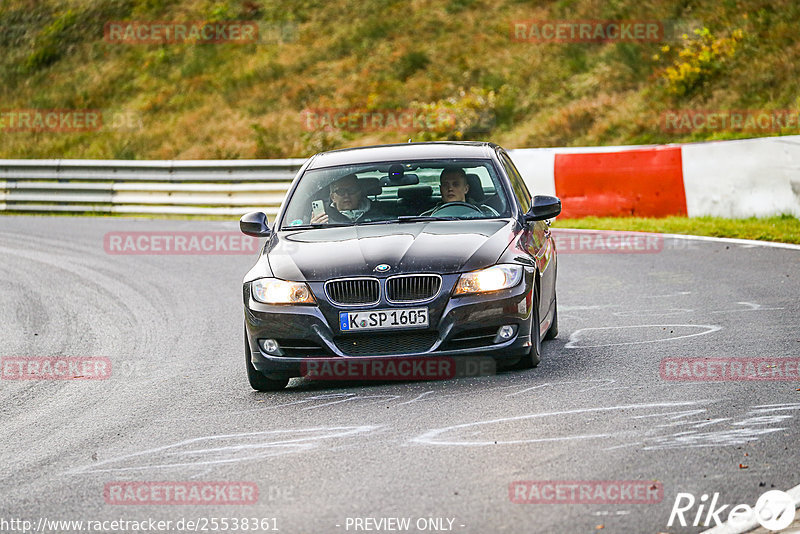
[{"x1": 244, "y1": 268, "x2": 536, "y2": 379}]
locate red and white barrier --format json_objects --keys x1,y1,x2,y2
[{"x1": 510, "y1": 135, "x2": 800, "y2": 218}]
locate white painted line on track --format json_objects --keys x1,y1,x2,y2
[
  {"x1": 660, "y1": 232, "x2": 800, "y2": 251},
  {"x1": 554, "y1": 228, "x2": 800, "y2": 251},
  {"x1": 565, "y1": 324, "x2": 722, "y2": 349}
]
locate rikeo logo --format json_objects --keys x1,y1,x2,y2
[{"x1": 668, "y1": 490, "x2": 795, "y2": 530}]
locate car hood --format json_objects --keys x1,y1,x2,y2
[{"x1": 267, "y1": 220, "x2": 518, "y2": 281}]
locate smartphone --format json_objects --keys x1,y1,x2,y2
[{"x1": 311, "y1": 200, "x2": 325, "y2": 220}]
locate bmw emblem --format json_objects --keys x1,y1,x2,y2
[{"x1": 374, "y1": 264, "x2": 391, "y2": 273}]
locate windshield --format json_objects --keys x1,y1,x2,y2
[{"x1": 280, "y1": 159, "x2": 510, "y2": 229}]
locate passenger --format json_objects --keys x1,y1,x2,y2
[
  {"x1": 422, "y1": 167, "x2": 498, "y2": 216},
  {"x1": 310, "y1": 173, "x2": 383, "y2": 223}
]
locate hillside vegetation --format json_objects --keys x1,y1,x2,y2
[{"x1": 1, "y1": 0, "x2": 798, "y2": 159}]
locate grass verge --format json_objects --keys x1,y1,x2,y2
[{"x1": 553, "y1": 215, "x2": 800, "y2": 244}]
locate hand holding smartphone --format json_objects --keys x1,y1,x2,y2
[{"x1": 310, "y1": 200, "x2": 327, "y2": 223}]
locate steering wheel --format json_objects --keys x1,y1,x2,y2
[{"x1": 430, "y1": 201, "x2": 484, "y2": 217}]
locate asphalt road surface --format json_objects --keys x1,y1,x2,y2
[{"x1": 1, "y1": 216, "x2": 799, "y2": 534}]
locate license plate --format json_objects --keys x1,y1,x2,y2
[{"x1": 339, "y1": 308, "x2": 428, "y2": 332}]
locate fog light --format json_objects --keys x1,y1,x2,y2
[
  {"x1": 259, "y1": 338, "x2": 281, "y2": 355},
  {"x1": 493, "y1": 325, "x2": 517, "y2": 344}
]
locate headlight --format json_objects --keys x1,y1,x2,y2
[
  {"x1": 251, "y1": 278, "x2": 316, "y2": 305},
  {"x1": 453, "y1": 264, "x2": 523, "y2": 296}
]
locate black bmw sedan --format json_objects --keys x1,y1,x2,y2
[{"x1": 240, "y1": 142, "x2": 561, "y2": 390}]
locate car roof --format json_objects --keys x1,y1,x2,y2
[{"x1": 305, "y1": 142, "x2": 499, "y2": 169}]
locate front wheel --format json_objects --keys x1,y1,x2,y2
[
  {"x1": 509, "y1": 292, "x2": 541, "y2": 370},
  {"x1": 245, "y1": 327, "x2": 289, "y2": 391},
  {"x1": 544, "y1": 291, "x2": 558, "y2": 340}
]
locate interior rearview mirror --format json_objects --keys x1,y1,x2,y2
[{"x1": 380, "y1": 173, "x2": 419, "y2": 186}]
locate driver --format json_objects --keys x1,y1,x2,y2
[
  {"x1": 421, "y1": 167, "x2": 498, "y2": 216},
  {"x1": 310, "y1": 173, "x2": 383, "y2": 224},
  {"x1": 440, "y1": 166, "x2": 470, "y2": 203}
]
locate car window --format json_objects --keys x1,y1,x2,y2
[
  {"x1": 499, "y1": 151, "x2": 531, "y2": 212},
  {"x1": 280, "y1": 159, "x2": 511, "y2": 228}
]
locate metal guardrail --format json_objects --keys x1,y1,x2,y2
[{"x1": 0, "y1": 159, "x2": 306, "y2": 217}]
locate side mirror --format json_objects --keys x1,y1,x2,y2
[
  {"x1": 240, "y1": 211, "x2": 271, "y2": 237},
  {"x1": 524, "y1": 195, "x2": 562, "y2": 222}
]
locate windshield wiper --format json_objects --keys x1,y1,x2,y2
[
  {"x1": 395, "y1": 215, "x2": 458, "y2": 223},
  {"x1": 283, "y1": 217, "x2": 456, "y2": 229},
  {"x1": 352, "y1": 219, "x2": 397, "y2": 226},
  {"x1": 281, "y1": 223, "x2": 351, "y2": 230},
  {"x1": 350, "y1": 217, "x2": 456, "y2": 226}
]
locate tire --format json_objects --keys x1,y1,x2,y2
[
  {"x1": 544, "y1": 292, "x2": 558, "y2": 340},
  {"x1": 510, "y1": 290, "x2": 541, "y2": 370},
  {"x1": 244, "y1": 327, "x2": 289, "y2": 391}
]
